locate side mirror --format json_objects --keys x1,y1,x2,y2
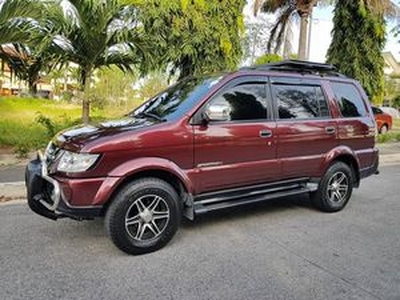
[{"x1": 203, "y1": 104, "x2": 231, "y2": 122}]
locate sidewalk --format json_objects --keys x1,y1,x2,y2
[
  {"x1": 378, "y1": 142, "x2": 400, "y2": 165},
  {"x1": 1, "y1": 143, "x2": 399, "y2": 202}
]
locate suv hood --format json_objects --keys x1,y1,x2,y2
[{"x1": 54, "y1": 117, "x2": 157, "y2": 151}]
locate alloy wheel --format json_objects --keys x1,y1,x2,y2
[
  {"x1": 125, "y1": 194, "x2": 170, "y2": 241},
  {"x1": 326, "y1": 171, "x2": 349, "y2": 204}
]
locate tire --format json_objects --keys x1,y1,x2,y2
[
  {"x1": 379, "y1": 124, "x2": 388, "y2": 134},
  {"x1": 311, "y1": 162, "x2": 354, "y2": 213},
  {"x1": 105, "y1": 178, "x2": 182, "y2": 255}
]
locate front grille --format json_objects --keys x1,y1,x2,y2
[{"x1": 42, "y1": 181, "x2": 56, "y2": 207}]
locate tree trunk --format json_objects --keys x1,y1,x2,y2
[
  {"x1": 297, "y1": 1, "x2": 317, "y2": 60},
  {"x1": 80, "y1": 68, "x2": 92, "y2": 124},
  {"x1": 63, "y1": 69, "x2": 68, "y2": 92},
  {"x1": 178, "y1": 56, "x2": 194, "y2": 81},
  {"x1": 28, "y1": 76, "x2": 38, "y2": 95},
  {"x1": 298, "y1": 14, "x2": 309, "y2": 60}
]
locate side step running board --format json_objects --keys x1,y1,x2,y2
[{"x1": 193, "y1": 179, "x2": 318, "y2": 215}]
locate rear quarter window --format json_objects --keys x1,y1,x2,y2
[{"x1": 330, "y1": 82, "x2": 367, "y2": 118}]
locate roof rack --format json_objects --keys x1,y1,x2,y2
[{"x1": 242, "y1": 60, "x2": 346, "y2": 78}]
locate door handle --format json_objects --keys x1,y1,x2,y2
[
  {"x1": 259, "y1": 130, "x2": 272, "y2": 138},
  {"x1": 325, "y1": 126, "x2": 336, "y2": 134}
]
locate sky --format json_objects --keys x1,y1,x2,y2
[{"x1": 244, "y1": 2, "x2": 400, "y2": 63}]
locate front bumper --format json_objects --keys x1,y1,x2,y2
[{"x1": 25, "y1": 154, "x2": 103, "y2": 220}]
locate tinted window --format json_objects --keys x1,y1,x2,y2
[
  {"x1": 132, "y1": 75, "x2": 224, "y2": 121},
  {"x1": 331, "y1": 82, "x2": 366, "y2": 118},
  {"x1": 372, "y1": 106, "x2": 382, "y2": 115},
  {"x1": 206, "y1": 83, "x2": 267, "y2": 121},
  {"x1": 273, "y1": 84, "x2": 330, "y2": 119}
]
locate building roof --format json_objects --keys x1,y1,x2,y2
[{"x1": 383, "y1": 52, "x2": 400, "y2": 75}]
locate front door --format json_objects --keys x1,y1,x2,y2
[{"x1": 192, "y1": 76, "x2": 278, "y2": 193}]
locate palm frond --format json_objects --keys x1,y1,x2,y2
[
  {"x1": 364, "y1": 0, "x2": 400, "y2": 17},
  {"x1": 0, "y1": 0, "x2": 43, "y2": 44},
  {"x1": 267, "y1": 2, "x2": 296, "y2": 53},
  {"x1": 0, "y1": 0, "x2": 42, "y2": 24}
]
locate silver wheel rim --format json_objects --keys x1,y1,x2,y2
[
  {"x1": 326, "y1": 171, "x2": 349, "y2": 203},
  {"x1": 381, "y1": 125, "x2": 388, "y2": 134},
  {"x1": 125, "y1": 194, "x2": 170, "y2": 241}
]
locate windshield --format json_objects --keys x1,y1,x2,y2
[{"x1": 131, "y1": 75, "x2": 224, "y2": 121}]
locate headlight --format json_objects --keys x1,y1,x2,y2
[{"x1": 57, "y1": 151, "x2": 100, "y2": 173}]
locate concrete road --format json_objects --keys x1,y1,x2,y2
[{"x1": 1, "y1": 165, "x2": 399, "y2": 300}]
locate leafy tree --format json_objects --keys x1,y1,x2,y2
[
  {"x1": 327, "y1": 0, "x2": 388, "y2": 104},
  {"x1": 139, "y1": 0, "x2": 246, "y2": 80},
  {"x1": 89, "y1": 66, "x2": 137, "y2": 109},
  {"x1": 134, "y1": 72, "x2": 169, "y2": 101},
  {"x1": 242, "y1": 15, "x2": 275, "y2": 64},
  {"x1": 47, "y1": 0, "x2": 147, "y2": 123},
  {"x1": 254, "y1": 53, "x2": 283, "y2": 65}
]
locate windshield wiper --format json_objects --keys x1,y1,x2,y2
[{"x1": 135, "y1": 111, "x2": 165, "y2": 122}]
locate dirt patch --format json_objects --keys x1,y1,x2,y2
[
  {"x1": 0, "y1": 147, "x2": 36, "y2": 166},
  {"x1": 0, "y1": 146, "x2": 14, "y2": 155}
]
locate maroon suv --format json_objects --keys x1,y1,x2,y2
[{"x1": 26, "y1": 60, "x2": 379, "y2": 255}]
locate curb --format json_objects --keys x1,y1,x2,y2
[
  {"x1": 0, "y1": 199, "x2": 26, "y2": 206},
  {"x1": 0, "y1": 181, "x2": 26, "y2": 203},
  {"x1": 380, "y1": 155, "x2": 400, "y2": 166}
]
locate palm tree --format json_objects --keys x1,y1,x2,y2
[
  {"x1": 46, "y1": 0, "x2": 147, "y2": 123},
  {"x1": 254, "y1": 0, "x2": 319, "y2": 60},
  {"x1": 0, "y1": 42, "x2": 60, "y2": 95},
  {"x1": 253, "y1": 0, "x2": 397, "y2": 60},
  {"x1": 0, "y1": 0, "x2": 42, "y2": 45}
]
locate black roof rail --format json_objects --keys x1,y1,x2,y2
[{"x1": 241, "y1": 59, "x2": 346, "y2": 78}]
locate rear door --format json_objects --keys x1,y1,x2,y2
[
  {"x1": 192, "y1": 76, "x2": 278, "y2": 193},
  {"x1": 328, "y1": 81, "x2": 376, "y2": 169},
  {"x1": 271, "y1": 76, "x2": 338, "y2": 179}
]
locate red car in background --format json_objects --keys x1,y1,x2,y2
[{"x1": 372, "y1": 106, "x2": 393, "y2": 134}]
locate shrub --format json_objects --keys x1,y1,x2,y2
[
  {"x1": 254, "y1": 54, "x2": 282, "y2": 65},
  {"x1": 392, "y1": 94, "x2": 400, "y2": 108},
  {"x1": 35, "y1": 112, "x2": 57, "y2": 138}
]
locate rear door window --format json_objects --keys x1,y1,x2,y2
[
  {"x1": 330, "y1": 82, "x2": 367, "y2": 118},
  {"x1": 272, "y1": 84, "x2": 330, "y2": 120}
]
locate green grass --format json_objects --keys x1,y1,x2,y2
[
  {"x1": 377, "y1": 131, "x2": 400, "y2": 143},
  {"x1": 0, "y1": 96, "x2": 139, "y2": 152},
  {"x1": 393, "y1": 118, "x2": 400, "y2": 129},
  {"x1": 377, "y1": 117, "x2": 400, "y2": 143}
]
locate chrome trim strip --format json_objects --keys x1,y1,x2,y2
[
  {"x1": 38, "y1": 151, "x2": 61, "y2": 211},
  {"x1": 196, "y1": 161, "x2": 223, "y2": 168}
]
